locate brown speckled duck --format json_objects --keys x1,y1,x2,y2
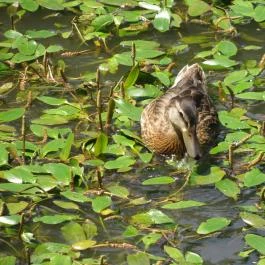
[{"x1": 140, "y1": 63, "x2": 218, "y2": 160}]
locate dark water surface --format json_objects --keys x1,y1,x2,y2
[{"x1": 0, "y1": 6, "x2": 265, "y2": 265}]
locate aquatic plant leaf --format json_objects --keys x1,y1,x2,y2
[
  {"x1": 185, "y1": 0, "x2": 210, "y2": 16},
  {"x1": 13, "y1": 36, "x2": 37, "y2": 55},
  {"x1": 0, "y1": 108, "x2": 25, "y2": 123},
  {"x1": 142, "y1": 176, "x2": 175, "y2": 185},
  {"x1": 0, "y1": 215, "x2": 21, "y2": 225},
  {"x1": 107, "y1": 184, "x2": 129, "y2": 198},
  {"x1": 91, "y1": 14, "x2": 113, "y2": 31},
  {"x1": 171, "y1": 13, "x2": 182, "y2": 27},
  {"x1": 244, "y1": 168, "x2": 265, "y2": 187},
  {"x1": 37, "y1": 96, "x2": 68, "y2": 105},
  {"x1": 94, "y1": 132, "x2": 108, "y2": 156},
  {"x1": 4, "y1": 167, "x2": 35, "y2": 184},
  {"x1": 61, "y1": 222, "x2": 87, "y2": 243},
  {"x1": 60, "y1": 191, "x2": 91, "y2": 203},
  {"x1": 153, "y1": 8, "x2": 170, "y2": 32},
  {"x1": 218, "y1": 108, "x2": 251, "y2": 129},
  {"x1": 32, "y1": 114, "x2": 69, "y2": 125},
  {"x1": 142, "y1": 233, "x2": 162, "y2": 250},
  {"x1": 43, "y1": 163, "x2": 71, "y2": 185},
  {"x1": 72, "y1": 240, "x2": 97, "y2": 250},
  {"x1": 196, "y1": 217, "x2": 231, "y2": 234},
  {"x1": 11, "y1": 53, "x2": 36, "y2": 63},
  {"x1": 127, "y1": 252, "x2": 150, "y2": 265},
  {"x1": 240, "y1": 212, "x2": 265, "y2": 229},
  {"x1": 0, "y1": 256, "x2": 16, "y2": 265},
  {"x1": 164, "y1": 245, "x2": 185, "y2": 263},
  {"x1": 121, "y1": 40, "x2": 160, "y2": 49},
  {"x1": 215, "y1": 179, "x2": 240, "y2": 200},
  {"x1": 25, "y1": 29, "x2": 56, "y2": 38},
  {"x1": 231, "y1": 0, "x2": 254, "y2": 17},
  {"x1": 190, "y1": 166, "x2": 225, "y2": 185},
  {"x1": 224, "y1": 70, "x2": 247, "y2": 85},
  {"x1": 44, "y1": 105, "x2": 80, "y2": 116},
  {"x1": 203, "y1": 56, "x2": 238, "y2": 69},
  {"x1": 254, "y1": 5, "x2": 265, "y2": 22},
  {"x1": 138, "y1": 1, "x2": 160, "y2": 11},
  {"x1": 216, "y1": 40, "x2": 237, "y2": 57},
  {"x1": 59, "y1": 132, "x2": 74, "y2": 161},
  {"x1": 33, "y1": 214, "x2": 79, "y2": 224},
  {"x1": 152, "y1": 71, "x2": 171, "y2": 86},
  {"x1": 50, "y1": 255, "x2": 71, "y2": 265},
  {"x1": 53, "y1": 200, "x2": 79, "y2": 210},
  {"x1": 91, "y1": 195, "x2": 112, "y2": 213},
  {"x1": 0, "y1": 145, "x2": 8, "y2": 166},
  {"x1": 38, "y1": 0, "x2": 64, "y2": 10},
  {"x1": 243, "y1": 45, "x2": 262, "y2": 50},
  {"x1": 124, "y1": 63, "x2": 140, "y2": 89},
  {"x1": 131, "y1": 209, "x2": 174, "y2": 225},
  {"x1": 40, "y1": 139, "x2": 65, "y2": 157},
  {"x1": 245, "y1": 234, "x2": 265, "y2": 255},
  {"x1": 123, "y1": 225, "x2": 139, "y2": 237},
  {"x1": 185, "y1": 251, "x2": 203, "y2": 264},
  {"x1": 162, "y1": 200, "x2": 205, "y2": 210},
  {"x1": 46, "y1": 45, "x2": 63, "y2": 53},
  {"x1": 236, "y1": 91, "x2": 265, "y2": 100},
  {"x1": 115, "y1": 98, "x2": 142, "y2": 121},
  {"x1": 104, "y1": 156, "x2": 136, "y2": 169}
]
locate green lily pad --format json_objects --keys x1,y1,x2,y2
[{"x1": 197, "y1": 217, "x2": 231, "y2": 234}]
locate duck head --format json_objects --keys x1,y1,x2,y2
[{"x1": 168, "y1": 96, "x2": 201, "y2": 160}]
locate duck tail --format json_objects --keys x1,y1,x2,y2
[{"x1": 171, "y1": 63, "x2": 206, "y2": 90}]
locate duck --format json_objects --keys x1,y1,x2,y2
[{"x1": 140, "y1": 63, "x2": 218, "y2": 160}]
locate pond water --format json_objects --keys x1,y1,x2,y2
[{"x1": 0, "y1": 2, "x2": 265, "y2": 265}]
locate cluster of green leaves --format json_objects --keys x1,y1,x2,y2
[{"x1": 0, "y1": 0, "x2": 265, "y2": 265}]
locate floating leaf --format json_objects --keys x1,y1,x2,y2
[
  {"x1": 254, "y1": 5, "x2": 265, "y2": 22},
  {"x1": 124, "y1": 63, "x2": 140, "y2": 89},
  {"x1": 185, "y1": 0, "x2": 210, "y2": 16},
  {"x1": 240, "y1": 212, "x2": 265, "y2": 229},
  {"x1": 185, "y1": 251, "x2": 203, "y2": 264},
  {"x1": 236, "y1": 91, "x2": 265, "y2": 101},
  {"x1": 0, "y1": 108, "x2": 25, "y2": 123},
  {"x1": 131, "y1": 209, "x2": 174, "y2": 226},
  {"x1": 142, "y1": 176, "x2": 175, "y2": 185},
  {"x1": 0, "y1": 215, "x2": 21, "y2": 225},
  {"x1": 72, "y1": 240, "x2": 96, "y2": 250},
  {"x1": 127, "y1": 252, "x2": 150, "y2": 265},
  {"x1": 162, "y1": 200, "x2": 205, "y2": 210},
  {"x1": 104, "y1": 156, "x2": 136, "y2": 170},
  {"x1": 190, "y1": 166, "x2": 225, "y2": 185},
  {"x1": 115, "y1": 99, "x2": 142, "y2": 121},
  {"x1": 91, "y1": 196, "x2": 112, "y2": 213},
  {"x1": 216, "y1": 40, "x2": 238, "y2": 57},
  {"x1": 94, "y1": 132, "x2": 108, "y2": 156},
  {"x1": 215, "y1": 179, "x2": 240, "y2": 200},
  {"x1": 37, "y1": 96, "x2": 67, "y2": 106},
  {"x1": 107, "y1": 185, "x2": 129, "y2": 198},
  {"x1": 0, "y1": 256, "x2": 16, "y2": 265},
  {"x1": 197, "y1": 217, "x2": 231, "y2": 234},
  {"x1": 218, "y1": 108, "x2": 250, "y2": 129},
  {"x1": 33, "y1": 214, "x2": 79, "y2": 224},
  {"x1": 153, "y1": 8, "x2": 171, "y2": 32},
  {"x1": 244, "y1": 168, "x2": 265, "y2": 187},
  {"x1": 245, "y1": 234, "x2": 265, "y2": 255},
  {"x1": 25, "y1": 29, "x2": 56, "y2": 38},
  {"x1": 164, "y1": 245, "x2": 185, "y2": 263}
]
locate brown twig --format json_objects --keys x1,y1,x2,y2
[{"x1": 246, "y1": 152, "x2": 264, "y2": 170}]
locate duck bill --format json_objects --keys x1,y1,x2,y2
[{"x1": 182, "y1": 129, "x2": 201, "y2": 159}]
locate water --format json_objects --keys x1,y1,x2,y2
[{"x1": 0, "y1": 5, "x2": 265, "y2": 265}]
